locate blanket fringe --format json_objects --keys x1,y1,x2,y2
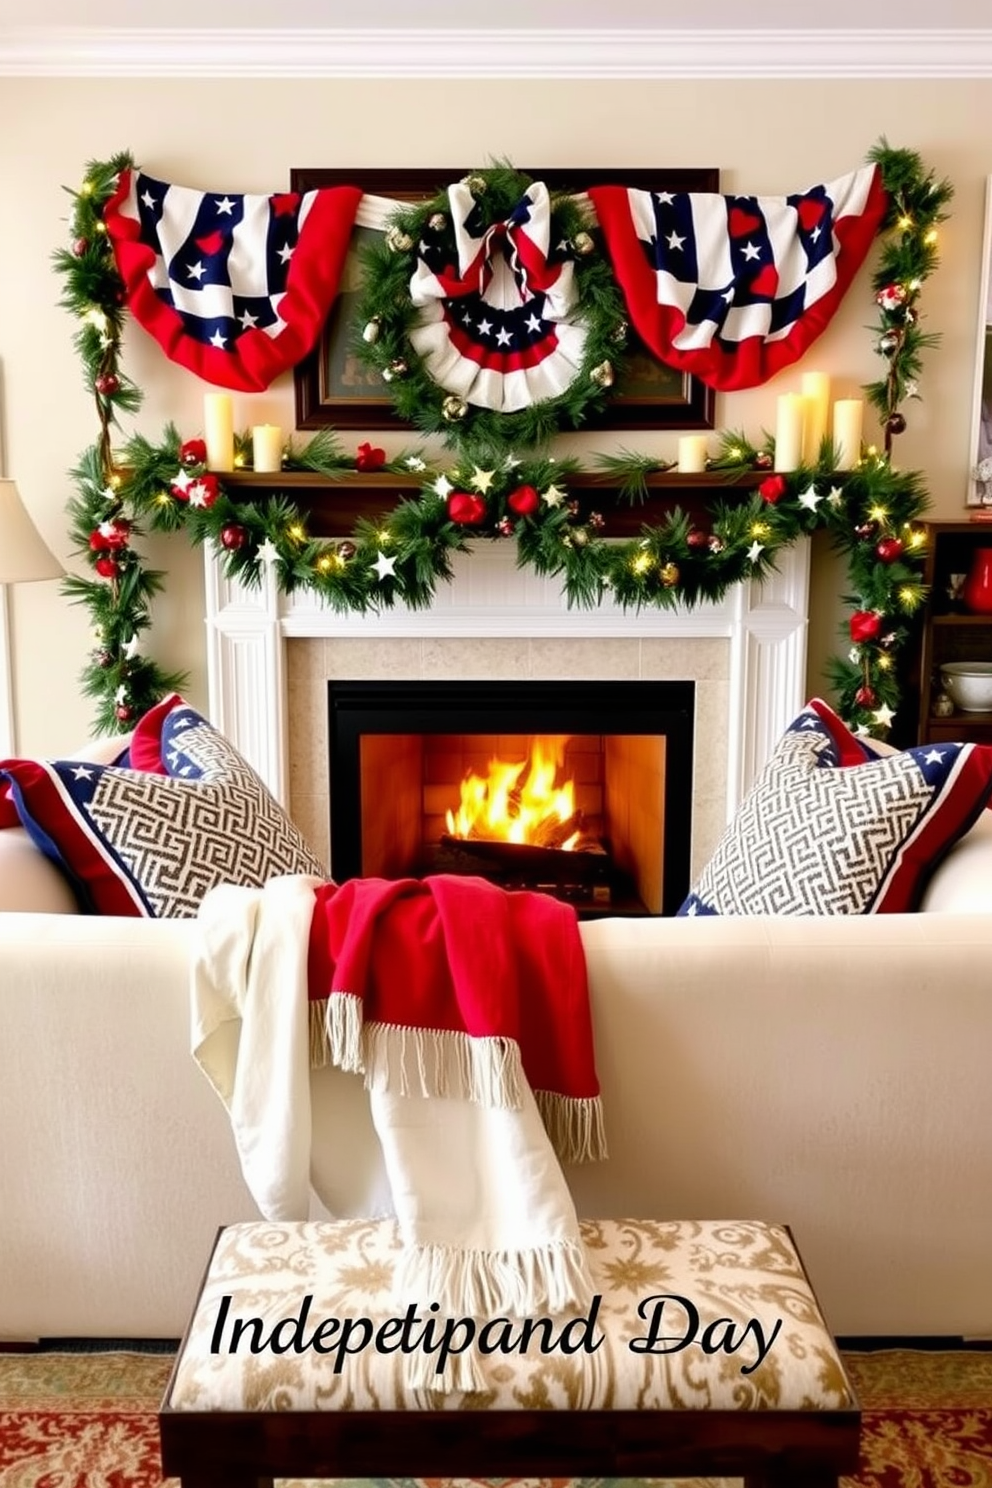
[
  {"x1": 534, "y1": 1088, "x2": 609, "y2": 1164},
  {"x1": 311, "y1": 994, "x2": 523, "y2": 1109},
  {"x1": 393, "y1": 1236, "x2": 595, "y2": 1322}
]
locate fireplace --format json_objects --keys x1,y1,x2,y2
[{"x1": 327, "y1": 679, "x2": 694, "y2": 917}]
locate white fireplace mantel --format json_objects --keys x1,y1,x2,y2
[{"x1": 204, "y1": 539, "x2": 810, "y2": 828}]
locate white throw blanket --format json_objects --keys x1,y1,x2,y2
[{"x1": 190, "y1": 874, "x2": 597, "y2": 1390}]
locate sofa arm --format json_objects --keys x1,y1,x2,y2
[{"x1": 918, "y1": 809, "x2": 992, "y2": 912}]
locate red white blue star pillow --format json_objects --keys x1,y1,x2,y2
[
  {"x1": 104, "y1": 167, "x2": 362, "y2": 392},
  {"x1": 0, "y1": 696, "x2": 326, "y2": 916},
  {"x1": 589, "y1": 164, "x2": 888, "y2": 391},
  {"x1": 679, "y1": 699, "x2": 992, "y2": 916}
]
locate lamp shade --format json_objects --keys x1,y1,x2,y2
[{"x1": 0, "y1": 479, "x2": 63, "y2": 583}]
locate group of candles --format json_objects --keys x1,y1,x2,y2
[
  {"x1": 676, "y1": 373, "x2": 864, "y2": 475},
  {"x1": 203, "y1": 392, "x2": 283, "y2": 474}
]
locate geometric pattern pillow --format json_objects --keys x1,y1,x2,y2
[
  {"x1": 679, "y1": 698, "x2": 992, "y2": 916},
  {"x1": 0, "y1": 697, "x2": 328, "y2": 917}
]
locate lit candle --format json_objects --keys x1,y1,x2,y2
[
  {"x1": 774, "y1": 393, "x2": 806, "y2": 472},
  {"x1": 832, "y1": 399, "x2": 864, "y2": 470},
  {"x1": 203, "y1": 393, "x2": 234, "y2": 472},
  {"x1": 801, "y1": 372, "x2": 830, "y2": 466},
  {"x1": 677, "y1": 435, "x2": 708, "y2": 473},
  {"x1": 251, "y1": 424, "x2": 283, "y2": 474}
]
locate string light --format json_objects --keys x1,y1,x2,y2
[
  {"x1": 632, "y1": 552, "x2": 652, "y2": 575},
  {"x1": 877, "y1": 655, "x2": 893, "y2": 671},
  {"x1": 869, "y1": 505, "x2": 890, "y2": 523},
  {"x1": 80, "y1": 180, "x2": 93, "y2": 196},
  {"x1": 288, "y1": 523, "x2": 306, "y2": 542},
  {"x1": 898, "y1": 585, "x2": 922, "y2": 610},
  {"x1": 924, "y1": 228, "x2": 939, "y2": 246},
  {"x1": 750, "y1": 521, "x2": 770, "y2": 539},
  {"x1": 897, "y1": 214, "x2": 913, "y2": 231}
]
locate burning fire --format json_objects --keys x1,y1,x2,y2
[{"x1": 445, "y1": 736, "x2": 585, "y2": 851}]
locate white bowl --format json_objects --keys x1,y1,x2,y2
[{"x1": 939, "y1": 661, "x2": 992, "y2": 713}]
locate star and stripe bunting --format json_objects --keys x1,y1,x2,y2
[
  {"x1": 588, "y1": 164, "x2": 888, "y2": 391},
  {"x1": 103, "y1": 168, "x2": 362, "y2": 392},
  {"x1": 407, "y1": 180, "x2": 588, "y2": 413}
]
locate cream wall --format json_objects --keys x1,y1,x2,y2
[{"x1": 1, "y1": 74, "x2": 990, "y2": 756}]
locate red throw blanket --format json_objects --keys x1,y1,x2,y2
[{"x1": 306, "y1": 873, "x2": 606, "y2": 1164}]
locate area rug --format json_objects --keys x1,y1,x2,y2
[{"x1": 1, "y1": 1347, "x2": 991, "y2": 1487}]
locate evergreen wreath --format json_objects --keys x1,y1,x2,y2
[
  {"x1": 52, "y1": 147, "x2": 950, "y2": 740},
  {"x1": 351, "y1": 164, "x2": 630, "y2": 457}
]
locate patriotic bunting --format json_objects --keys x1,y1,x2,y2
[
  {"x1": 407, "y1": 179, "x2": 587, "y2": 413},
  {"x1": 104, "y1": 168, "x2": 362, "y2": 392},
  {"x1": 589, "y1": 165, "x2": 888, "y2": 391}
]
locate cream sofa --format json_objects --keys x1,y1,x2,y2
[{"x1": 1, "y1": 733, "x2": 991, "y2": 1346}]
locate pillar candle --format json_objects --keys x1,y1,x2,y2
[
  {"x1": 677, "y1": 435, "x2": 708, "y2": 473},
  {"x1": 774, "y1": 393, "x2": 806, "y2": 472},
  {"x1": 832, "y1": 399, "x2": 864, "y2": 471},
  {"x1": 203, "y1": 393, "x2": 234, "y2": 473},
  {"x1": 251, "y1": 424, "x2": 284, "y2": 474},
  {"x1": 801, "y1": 372, "x2": 830, "y2": 466}
]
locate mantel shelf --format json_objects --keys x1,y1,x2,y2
[{"x1": 217, "y1": 468, "x2": 765, "y2": 538}]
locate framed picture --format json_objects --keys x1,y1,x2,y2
[
  {"x1": 968, "y1": 176, "x2": 992, "y2": 508},
  {"x1": 290, "y1": 166, "x2": 718, "y2": 433}
]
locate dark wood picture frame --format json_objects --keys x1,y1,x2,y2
[{"x1": 291, "y1": 166, "x2": 718, "y2": 433}]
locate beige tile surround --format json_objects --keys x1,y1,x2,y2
[{"x1": 286, "y1": 634, "x2": 731, "y2": 886}]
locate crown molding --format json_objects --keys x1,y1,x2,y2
[{"x1": 3, "y1": 26, "x2": 992, "y2": 78}]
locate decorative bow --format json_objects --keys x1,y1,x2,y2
[{"x1": 435, "y1": 180, "x2": 560, "y2": 305}]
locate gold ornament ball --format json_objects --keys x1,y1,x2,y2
[
  {"x1": 590, "y1": 359, "x2": 614, "y2": 388},
  {"x1": 382, "y1": 358, "x2": 409, "y2": 382},
  {"x1": 463, "y1": 174, "x2": 488, "y2": 194},
  {"x1": 573, "y1": 527, "x2": 589, "y2": 547},
  {"x1": 362, "y1": 318, "x2": 381, "y2": 344},
  {"x1": 572, "y1": 231, "x2": 595, "y2": 256},
  {"x1": 337, "y1": 541, "x2": 357, "y2": 562},
  {"x1": 442, "y1": 395, "x2": 468, "y2": 421},
  {"x1": 385, "y1": 226, "x2": 414, "y2": 253},
  {"x1": 428, "y1": 212, "x2": 448, "y2": 231},
  {"x1": 659, "y1": 561, "x2": 680, "y2": 588}
]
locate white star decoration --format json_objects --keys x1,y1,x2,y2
[
  {"x1": 238, "y1": 310, "x2": 259, "y2": 330},
  {"x1": 742, "y1": 241, "x2": 761, "y2": 262},
  {"x1": 214, "y1": 197, "x2": 235, "y2": 215},
  {"x1": 666, "y1": 231, "x2": 686, "y2": 251},
  {"x1": 71, "y1": 765, "x2": 94, "y2": 781},
  {"x1": 747, "y1": 540, "x2": 764, "y2": 564},
  {"x1": 140, "y1": 190, "x2": 156, "y2": 210},
  {"x1": 923, "y1": 748, "x2": 945, "y2": 764},
  {"x1": 826, "y1": 486, "x2": 845, "y2": 510},
  {"x1": 186, "y1": 261, "x2": 205, "y2": 281},
  {"x1": 209, "y1": 330, "x2": 227, "y2": 349},
  {"x1": 797, "y1": 485, "x2": 823, "y2": 512},
  {"x1": 470, "y1": 468, "x2": 496, "y2": 494},
  {"x1": 871, "y1": 703, "x2": 896, "y2": 729},
  {"x1": 543, "y1": 484, "x2": 566, "y2": 508},
  {"x1": 405, "y1": 456, "x2": 426, "y2": 472},
  {"x1": 257, "y1": 539, "x2": 280, "y2": 566},
  {"x1": 171, "y1": 468, "x2": 193, "y2": 495},
  {"x1": 373, "y1": 551, "x2": 397, "y2": 582},
  {"x1": 114, "y1": 685, "x2": 128, "y2": 705},
  {"x1": 123, "y1": 635, "x2": 141, "y2": 660},
  {"x1": 277, "y1": 244, "x2": 294, "y2": 265},
  {"x1": 433, "y1": 474, "x2": 453, "y2": 499}
]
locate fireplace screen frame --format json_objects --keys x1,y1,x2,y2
[{"x1": 328, "y1": 678, "x2": 695, "y2": 916}]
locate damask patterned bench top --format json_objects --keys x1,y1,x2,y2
[{"x1": 167, "y1": 1217, "x2": 855, "y2": 1413}]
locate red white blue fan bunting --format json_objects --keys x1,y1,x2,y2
[
  {"x1": 407, "y1": 180, "x2": 588, "y2": 413},
  {"x1": 589, "y1": 164, "x2": 888, "y2": 391},
  {"x1": 104, "y1": 168, "x2": 362, "y2": 392}
]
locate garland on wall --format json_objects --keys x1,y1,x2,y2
[{"x1": 52, "y1": 147, "x2": 952, "y2": 737}]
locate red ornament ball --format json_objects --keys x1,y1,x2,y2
[
  {"x1": 72, "y1": 237, "x2": 89, "y2": 257},
  {"x1": 754, "y1": 451, "x2": 774, "y2": 469},
  {"x1": 875, "y1": 537, "x2": 904, "y2": 564},
  {"x1": 507, "y1": 484, "x2": 540, "y2": 516},
  {"x1": 447, "y1": 492, "x2": 487, "y2": 526},
  {"x1": 759, "y1": 474, "x2": 788, "y2": 505},
  {"x1": 219, "y1": 524, "x2": 248, "y2": 551},
  {"x1": 886, "y1": 411, "x2": 907, "y2": 436},
  {"x1": 849, "y1": 609, "x2": 883, "y2": 644},
  {"x1": 94, "y1": 373, "x2": 120, "y2": 396},
  {"x1": 686, "y1": 528, "x2": 710, "y2": 549},
  {"x1": 854, "y1": 685, "x2": 877, "y2": 708},
  {"x1": 94, "y1": 555, "x2": 119, "y2": 579},
  {"x1": 179, "y1": 438, "x2": 208, "y2": 467},
  {"x1": 115, "y1": 704, "x2": 133, "y2": 723}
]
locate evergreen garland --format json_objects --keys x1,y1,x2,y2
[{"x1": 52, "y1": 146, "x2": 949, "y2": 740}]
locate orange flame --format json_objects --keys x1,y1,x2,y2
[{"x1": 445, "y1": 736, "x2": 581, "y2": 849}]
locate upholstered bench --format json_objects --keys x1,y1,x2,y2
[{"x1": 160, "y1": 1217, "x2": 860, "y2": 1488}]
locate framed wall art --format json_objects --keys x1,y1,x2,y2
[
  {"x1": 969, "y1": 176, "x2": 992, "y2": 508},
  {"x1": 290, "y1": 166, "x2": 718, "y2": 433}
]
